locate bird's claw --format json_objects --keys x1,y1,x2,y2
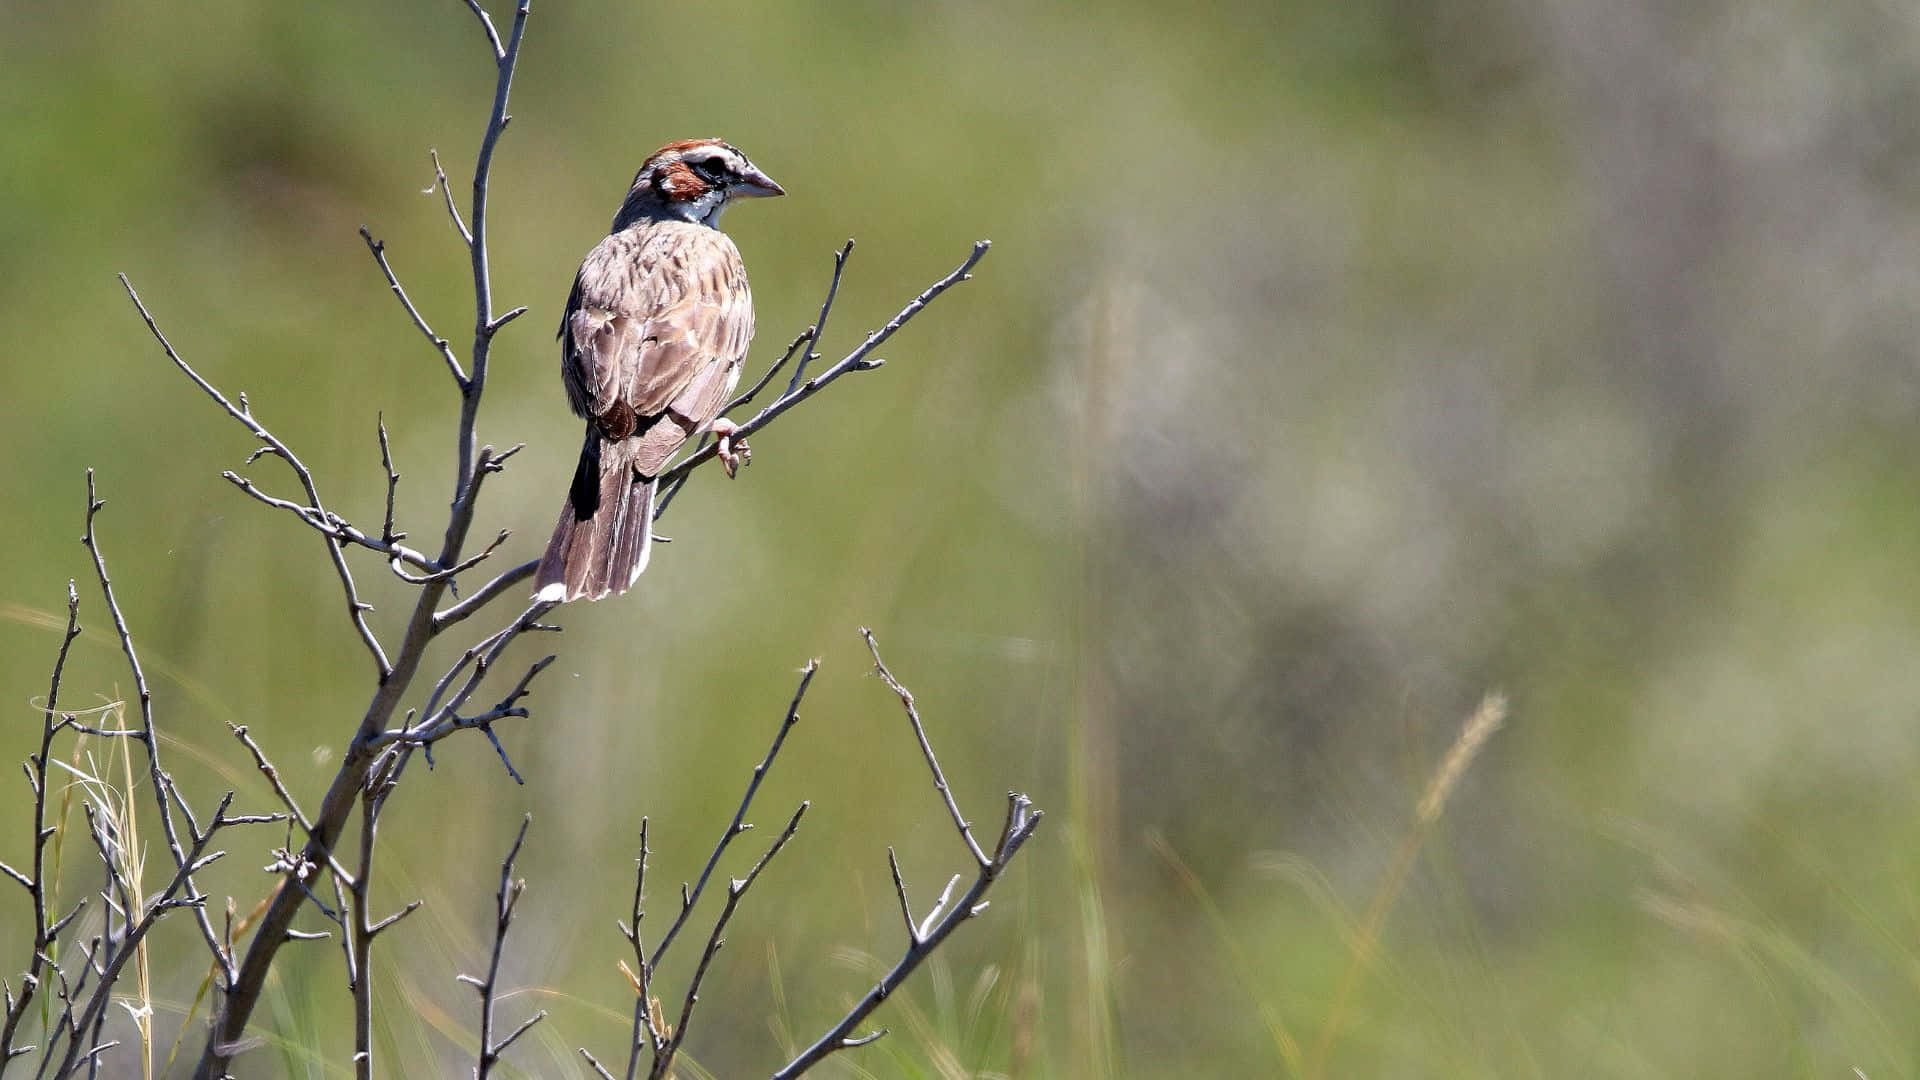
[{"x1": 711, "y1": 418, "x2": 750, "y2": 479}]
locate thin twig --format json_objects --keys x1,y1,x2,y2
[
  {"x1": 771, "y1": 631, "x2": 1042, "y2": 1079},
  {"x1": 782, "y1": 239, "x2": 854, "y2": 397},
  {"x1": 432, "y1": 559, "x2": 540, "y2": 634},
  {"x1": 862, "y1": 629, "x2": 988, "y2": 867},
  {"x1": 469, "y1": 816, "x2": 543, "y2": 1079},
  {"x1": 120, "y1": 279, "x2": 393, "y2": 677},
  {"x1": 347, "y1": 751, "x2": 405, "y2": 1080},
  {"x1": 227, "y1": 724, "x2": 314, "y2": 836},
  {"x1": 579, "y1": 1049, "x2": 618, "y2": 1080},
  {"x1": 618, "y1": 819, "x2": 663, "y2": 1080},
  {"x1": 227, "y1": 724, "x2": 361, "y2": 898},
  {"x1": 430, "y1": 149, "x2": 473, "y2": 244},
  {"x1": 463, "y1": 0, "x2": 508, "y2": 60},
  {"x1": 451, "y1": 0, "x2": 531, "y2": 496},
  {"x1": 886, "y1": 848, "x2": 919, "y2": 945},
  {"x1": 655, "y1": 241, "x2": 991, "y2": 493},
  {"x1": 54, "y1": 790, "x2": 241, "y2": 1078},
  {"x1": 389, "y1": 529, "x2": 509, "y2": 586},
  {"x1": 220, "y1": 471, "x2": 440, "y2": 575},
  {"x1": 377, "y1": 415, "x2": 403, "y2": 547},
  {"x1": 654, "y1": 316, "x2": 810, "y2": 519},
  {"x1": 375, "y1": 607, "x2": 557, "y2": 756},
  {"x1": 729, "y1": 326, "x2": 813, "y2": 416},
  {"x1": 80, "y1": 473, "x2": 233, "y2": 981},
  {"x1": 652, "y1": 803, "x2": 807, "y2": 1080},
  {"x1": 649, "y1": 661, "x2": 817, "y2": 971},
  {"x1": 194, "y1": 6, "x2": 534, "y2": 1073},
  {"x1": 604, "y1": 664, "x2": 815, "y2": 1080},
  {"x1": 359, "y1": 227, "x2": 468, "y2": 386},
  {"x1": 0, "y1": 581, "x2": 82, "y2": 1063}
]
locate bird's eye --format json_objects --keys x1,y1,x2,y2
[{"x1": 696, "y1": 156, "x2": 731, "y2": 180}]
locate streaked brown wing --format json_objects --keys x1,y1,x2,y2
[
  {"x1": 562, "y1": 223, "x2": 754, "y2": 452},
  {"x1": 626, "y1": 323, "x2": 749, "y2": 475}
]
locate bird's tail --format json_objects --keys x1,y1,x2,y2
[{"x1": 534, "y1": 433, "x2": 655, "y2": 603}]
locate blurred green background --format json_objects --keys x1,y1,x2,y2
[{"x1": 7, "y1": 1, "x2": 1920, "y2": 1076}]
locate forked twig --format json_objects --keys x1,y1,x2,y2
[
  {"x1": 650, "y1": 662, "x2": 817, "y2": 970},
  {"x1": 467, "y1": 816, "x2": 545, "y2": 1079},
  {"x1": 782, "y1": 239, "x2": 855, "y2": 397},
  {"x1": 651, "y1": 803, "x2": 807, "y2": 1080},
  {"x1": 190, "y1": 4, "x2": 534, "y2": 1074},
  {"x1": 601, "y1": 662, "x2": 818, "y2": 1079},
  {"x1": 0, "y1": 581, "x2": 82, "y2": 1062},
  {"x1": 769, "y1": 630, "x2": 1042, "y2": 1078},
  {"x1": 655, "y1": 241, "x2": 991, "y2": 506},
  {"x1": 118, "y1": 281, "x2": 394, "y2": 677}
]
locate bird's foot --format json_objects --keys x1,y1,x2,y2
[{"x1": 710, "y1": 417, "x2": 751, "y2": 478}]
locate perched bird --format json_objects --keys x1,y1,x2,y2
[{"x1": 535, "y1": 139, "x2": 783, "y2": 603}]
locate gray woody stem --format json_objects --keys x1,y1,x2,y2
[
  {"x1": 770, "y1": 630, "x2": 1042, "y2": 1078},
  {"x1": 187, "y1": 5, "x2": 532, "y2": 1076},
  {"x1": 609, "y1": 662, "x2": 817, "y2": 1080},
  {"x1": 17, "y1": 478, "x2": 288, "y2": 1078},
  {"x1": 466, "y1": 816, "x2": 544, "y2": 1079},
  {"x1": 95, "y1": 0, "x2": 994, "y2": 1074},
  {"x1": 0, "y1": 582, "x2": 79, "y2": 1067}
]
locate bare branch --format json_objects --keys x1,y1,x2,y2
[
  {"x1": 654, "y1": 250, "x2": 839, "y2": 520},
  {"x1": 377, "y1": 415, "x2": 404, "y2": 547},
  {"x1": 221, "y1": 470, "x2": 439, "y2": 575},
  {"x1": 430, "y1": 148, "x2": 473, "y2": 244},
  {"x1": 649, "y1": 661, "x2": 816, "y2": 971},
  {"x1": 452, "y1": 0, "x2": 531, "y2": 496},
  {"x1": 655, "y1": 241, "x2": 991, "y2": 493},
  {"x1": 917, "y1": 874, "x2": 964, "y2": 941},
  {"x1": 862, "y1": 628, "x2": 988, "y2": 867},
  {"x1": 463, "y1": 0, "x2": 509, "y2": 60},
  {"x1": 472, "y1": 816, "x2": 543, "y2": 1080},
  {"x1": 432, "y1": 559, "x2": 540, "y2": 633},
  {"x1": 0, "y1": 580, "x2": 82, "y2": 1062},
  {"x1": 783, "y1": 239, "x2": 855, "y2": 397},
  {"x1": 213, "y1": 813, "x2": 289, "y2": 829},
  {"x1": 55, "y1": 789, "x2": 241, "y2": 1077},
  {"x1": 80, "y1": 473, "x2": 233, "y2": 981},
  {"x1": 603, "y1": 665, "x2": 815, "y2": 1079},
  {"x1": 88, "y1": 4, "x2": 1013, "y2": 1076},
  {"x1": 388, "y1": 529, "x2": 509, "y2": 586},
  {"x1": 729, "y1": 326, "x2": 812, "y2": 416},
  {"x1": 197, "y1": 5, "x2": 534, "y2": 1071},
  {"x1": 653, "y1": 802, "x2": 807, "y2": 1080},
  {"x1": 119, "y1": 280, "x2": 394, "y2": 677},
  {"x1": 374, "y1": 630, "x2": 556, "y2": 759},
  {"x1": 887, "y1": 848, "x2": 919, "y2": 946},
  {"x1": 618, "y1": 819, "x2": 664, "y2": 1079},
  {"x1": 359, "y1": 226, "x2": 467, "y2": 386},
  {"x1": 366, "y1": 901, "x2": 422, "y2": 938},
  {"x1": 347, "y1": 750, "x2": 404, "y2": 1079},
  {"x1": 227, "y1": 724, "x2": 313, "y2": 835},
  {"x1": 771, "y1": 632, "x2": 1043, "y2": 1079}
]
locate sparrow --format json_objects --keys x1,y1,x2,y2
[{"x1": 534, "y1": 139, "x2": 783, "y2": 603}]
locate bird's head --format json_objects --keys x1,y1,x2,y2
[{"x1": 614, "y1": 139, "x2": 784, "y2": 230}]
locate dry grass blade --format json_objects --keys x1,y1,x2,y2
[{"x1": 1307, "y1": 692, "x2": 1508, "y2": 1078}]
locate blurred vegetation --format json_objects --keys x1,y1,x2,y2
[{"x1": 7, "y1": 0, "x2": 1920, "y2": 1076}]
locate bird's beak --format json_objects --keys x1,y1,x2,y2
[{"x1": 734, "y1": 164, "x2": 785, "y2": 198}]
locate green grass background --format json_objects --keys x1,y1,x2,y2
[{"x1": 6, "y1": 1, "x2": 1920, "y2": 1076}]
